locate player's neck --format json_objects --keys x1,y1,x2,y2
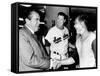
[
  {"x1": 56, "y1": 25, "x2": 64, "y2": 30},
  {"x1": 81, "y1": 30, "x2": 90, "y2": 41}
]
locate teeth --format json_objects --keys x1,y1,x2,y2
[{"x1": 40, "y1": 22, "x2": 45, "y2": 24}]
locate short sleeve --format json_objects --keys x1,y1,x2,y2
[
  {"x1": 45, "y1": 29, "x2": 54, "y2": 43},
  {"x1": 65, "y1": 27, "x2": 69, "y2": 35}
]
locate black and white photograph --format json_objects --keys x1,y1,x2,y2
[{"x1": 11, "y1": 2, "x2": 97, "y2": 73}]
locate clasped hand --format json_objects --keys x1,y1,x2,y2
[{"x1": 51, "y1": 59, "x2": 62, "y2": 70}]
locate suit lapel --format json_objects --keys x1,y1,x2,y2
[{"x1": 23, "y1": 26, "x2": 48, "y2": 58}]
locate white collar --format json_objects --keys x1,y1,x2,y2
[
  {"x1": 25, "y1": 24, "x2": 35, "y2": 34},
  {"x1": 55, "y1": 26, "x2": 65, "y2": 31}
]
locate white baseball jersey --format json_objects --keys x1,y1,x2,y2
[
  {"x1": 45, "y1": 26, "x2": 69, "y2": 60},
  {"x1": 76, "y1": 32, "x2": 96, "y2": 68}
]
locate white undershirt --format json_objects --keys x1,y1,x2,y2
[{"x1": 25, "y1": 25, "x2": 34, "y2": 34}]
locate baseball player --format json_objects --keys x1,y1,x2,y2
[{"x1": 45, "y1": 12, "x2": 69, "y2": 69}]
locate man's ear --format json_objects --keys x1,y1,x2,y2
[
  {"x1": 80, "y1": 21, "x2": 85, "y2": 28},
  {"x1": 25, "y1": 18, "x2": 30, "y2": 24}
]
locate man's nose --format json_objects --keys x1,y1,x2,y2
[{"x1": 39, "y1": 22, "x2": 45, "y2": 24}]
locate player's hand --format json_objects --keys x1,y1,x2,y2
[
  {"x1": 56, "y1": 61, "x2": 61, "y2": 69},
  {"x1": 52, "y1": 59, "x2": 61, "y2": 70}
]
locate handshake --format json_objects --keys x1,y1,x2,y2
[{"x1": 50, "y1": 58, "x2": 62, "y2": 70}]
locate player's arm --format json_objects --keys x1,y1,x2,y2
[
  {"x1": 60, "y1": 57, "x2": 75, "y2": 65},
  {"x1": 45, "y1": 28, "x2": 53, "y2": 56},
  {"x1": 92, "y1": 39, "x2": 96, "y2": 59},
  {"x1": 59, "y1": 47, "x2": 79, "y2": 65}
]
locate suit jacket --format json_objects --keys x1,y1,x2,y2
[{"x1": 19, "y1": 26, "x2": 50, "y2": 71}]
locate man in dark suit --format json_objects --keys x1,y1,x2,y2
[{"x1": 19, "y1": 10, "x2": 50, "y2": 71}]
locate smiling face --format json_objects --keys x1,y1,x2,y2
[
  {"x1": 74, "y1": 17, "x2": 86, "y2": 35},
  {"x1": 56, "y1": 15, "x2": 66, "y2": 30},
  {"x1": 26, "y1": 11, "x2": 40, "y2": 32}
]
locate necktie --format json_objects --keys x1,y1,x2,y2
[{"x1": 32, "y1": 34, "x2": 46, "y2": 57}]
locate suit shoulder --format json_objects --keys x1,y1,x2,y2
[{"x1": 19, "y1": 28, "x2": 27, "y2": 36}]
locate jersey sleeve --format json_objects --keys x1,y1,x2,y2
[
  {"x1": 45, "y1": 29, "x2": 54, "y2": 43},
  {"x1": 65, "y1": 27, "x2": 69, "y2": 36}
]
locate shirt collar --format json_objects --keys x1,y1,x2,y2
[{"x1": 55, "y1": 25, "x2": 65, "y2": 31}]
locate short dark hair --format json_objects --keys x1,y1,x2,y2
[
  {"x1": 25, "y1": 9, "x2": 40, "y2": 20},
  {"x1": 76, "y1": 14, "x2": 94, "y2": 31},
  {"x1": 57, "y1": 12, "x2": 68, "y2": 21}
]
